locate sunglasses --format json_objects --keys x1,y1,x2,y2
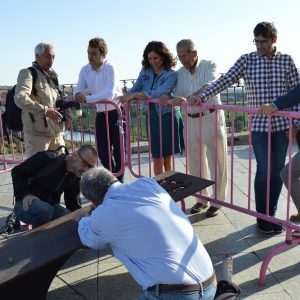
[{"x1": 78, "y1": 151, "x2": 94, "y2": 169}]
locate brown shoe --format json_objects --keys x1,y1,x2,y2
[
  {"x1": 190, "y1": 202, "x2": 208, "y2": 214},
  {"x1": 290, "y1": 213, "x2": 300, "y2": 222},
  {"x1": 206, "y1": 206, "x2": 220, "y2": 218}
]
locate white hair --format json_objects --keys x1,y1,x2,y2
[
  {"x1": 35, "y1": 43, "x2": 55, "y2": 57},
  {"x1": 176, "y1": 39, "x2": 196, "y2": 52}
]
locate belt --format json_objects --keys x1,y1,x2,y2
[
  {"x1": 148, "y1": 272, "x2": 216, "y2": 293},
  {"x1": 187, "y1": 109, "x2": 215, "y2": 118},
  {"x1": 96, "y1": 109, "x2": 117, "y2": 115}
]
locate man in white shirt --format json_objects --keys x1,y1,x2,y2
[
  {"x1": 74, "y1": 167, "x2": 216, "y2": 299},
  {"x1": 173, "y1": 39, "x2": 228, "y2": 217},
  {"x1": 74, "y1": 37, "x2": 124, "y2": 182}
]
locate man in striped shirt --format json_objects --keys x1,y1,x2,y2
[{"x1": 187, "y1": 22, "x2": 300, "y2": 234}]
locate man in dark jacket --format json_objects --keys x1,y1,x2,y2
[{"x1": 12, "y1": 145, "x2": 98, "y2": 228}]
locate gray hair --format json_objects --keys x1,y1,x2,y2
[
  {"x1": 176, "y1": 39, "x2": 196, "y2": 53},
  {"x1": 80, "y1": 167, "x2": 118, "y2": 204},
  {"x1": 35, "y1": 43, "x2": 55, "y2": 57}
]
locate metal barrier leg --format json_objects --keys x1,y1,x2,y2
[
  {"x1": 259, "y1": 237, "x2": 300, "y2": 285},
  {"x1": 180, "y1": 199, "x2": 186, "y2": 212}
]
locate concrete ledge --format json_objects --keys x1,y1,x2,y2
[{"x1": 227, "y1": 132, "x2": 249, "y2": 146}]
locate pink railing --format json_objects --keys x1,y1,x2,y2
[
  {"x1": 1, "y1": 97, "x2": 300, "y2": 285},
  {"x1": 124, "y1": 99, "x2": 300, "y2": 285}
]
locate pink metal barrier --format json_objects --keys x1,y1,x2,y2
[
  {"x1": 124, "y1": 99, "x2": 300, "y2": 285},
  {"x1": 0, "y1": 98, "x2": 25, "y2": 174},
  {"x1": 0, "y1": 99, "x2": 125, "y2": 179},
  {"x1": 1, "y1": 95, "x2": 300, "y2": 285}
]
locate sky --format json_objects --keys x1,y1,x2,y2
[{"x1": 1, "y1": 0, "x2": 300, "y2": 86}]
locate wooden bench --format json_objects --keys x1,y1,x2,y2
[{"x1": 0, "y1": 171, "x2": 214, "y2": 299}]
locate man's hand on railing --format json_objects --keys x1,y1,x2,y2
[
  {"x1": 187, "y1": 95, "x2": 203, "y2": 106},
  {"x1": 257, "y1": 103, "x2": 278, "y2": 115}
]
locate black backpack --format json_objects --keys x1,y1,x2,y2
[
  {"x1": 214, "y1": 280, "x2": 241, "y2": 299},
  {"x1": 2, "y1": 67, "x2": 38, "y2": 132}
]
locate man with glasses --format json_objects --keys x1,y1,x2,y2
[
  {"x1": 12, "y1": 145, "x2": 98, "y2": 228},
  {"x1": 172, "y1": 39, "x2": 228, "y2": 218},
  {"x1": 187, "y1": 22, "x2": 300, "y2": 234}
]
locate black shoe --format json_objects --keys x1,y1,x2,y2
[
  {"x1": 206, "y1": 206, "x2": 220, "y2": 218},
  {"x1": 272, "y1": 223, "x2": 283, "y2": 233},
  {"x1": 257, "y1": 219, "x2": 274, "y2": 234},
  {"x1": 190, "y1": 202, "x2": 208, "y2": 214}
]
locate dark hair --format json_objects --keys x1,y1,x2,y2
[
  {"x1": 253, "y1": 22, "x2": 277, "y2": 39},
  {"x1": 78, "y1": 144, "x2": 97, "y2": 157},
  {"x1": 88, "y1": 37, "x2": 108, "y2": 56},
  {"x1": 142, "y1": 41, "x2": 176, "y2": 70}
]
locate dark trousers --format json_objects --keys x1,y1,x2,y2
[
  {"x1": 252, "y1": 131, "x2": 288, "y2": 216},
  {"x1": 95, "y1": 110, "x2": 124, "y2": 182}
]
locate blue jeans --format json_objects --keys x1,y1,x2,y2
[
  {"x1": 252, "y1": 131, "x2": 288, "y2": 216},
  {"x1": 137, "y1": 283, "x2": 216, "y2": 300},
  {"x1": 14, "y1": 199, "x2": 70, "y2": 228}
]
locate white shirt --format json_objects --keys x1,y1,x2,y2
[
  {"x1": 173, "y1": 59, "x2": 221, "y2": 113},
  {"x1": 78, "y1": 177, "x2": 213, "y2": 290},
  {"x1": 74, "y1": 59, "x2": 122, "y2": 112}
]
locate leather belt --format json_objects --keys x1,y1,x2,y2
[
  {"x1": 96, "y1": 109, "x2": 117, "y2": 115},
  {"x1": 187, "y1": 109, "x2": 215, "y2": 118},
  {"x1": 148, "y1": 272, "x2": 216, "y2": 293}
]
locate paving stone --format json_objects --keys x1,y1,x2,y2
[{"x1": 1, "y1": 146, "x2": 300, "y2": 299}]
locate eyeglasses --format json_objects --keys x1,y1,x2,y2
[
  {"x1": 78, "y1": 151, "x2": 94, "y2": 169},
  {"x1": 253, "y1": 38, "x2": 271, "y2": 46}
]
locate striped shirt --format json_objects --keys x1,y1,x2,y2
[
  {"x1": 173, "y1": 59, "x2": 221, "y2": 114},
  {"x1": 200, "y1": 50, "x2": 300, "y2": 132}
]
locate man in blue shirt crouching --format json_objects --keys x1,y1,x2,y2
[{"x1": 73, "y1": 167, "x2": 216, "y2": 299}]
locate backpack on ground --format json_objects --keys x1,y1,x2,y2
[
  {"x1": 0, "y1": 211, "x2": 21, "y2": 235},
  {"x1": 214, "y1": 280, "x2": 241, "y2": 299},
  {"x1": 2, "y1": 67, "x2": 38, "y2": 137}
]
